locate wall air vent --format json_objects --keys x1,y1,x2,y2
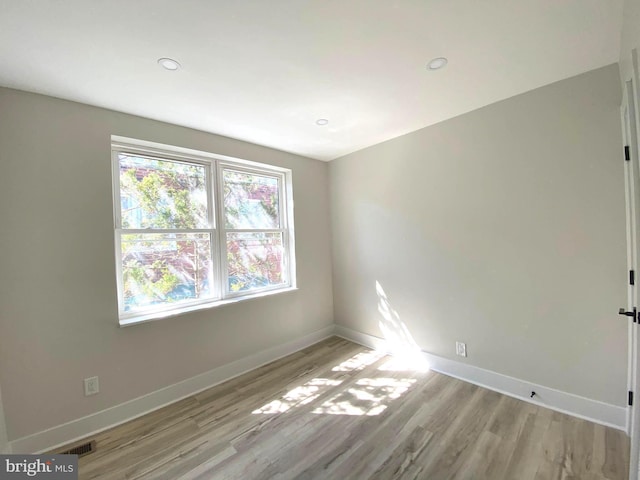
[{"x1": 59, "y1": 440, "x2": 96, "y2": 457}]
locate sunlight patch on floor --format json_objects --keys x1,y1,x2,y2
[
  {"x1": 311, "y1": 377, "x2": 417, "y2": 416},
  {"x1": 332, "y1": 350, "x2": 384, "y2": 372},
  {"x1": 252, "y1": 348, "x2": 419, "y2": 417},
  {"x1": 252, "y1": 378, "x2": 342, "y2": 414},
  {"x1": 377, "y1": 356, "x2": 429, "y2": 373}
]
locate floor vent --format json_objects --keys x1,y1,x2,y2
[{"x1": 60, "y1": 440, "x2": 96, "y2": 457}]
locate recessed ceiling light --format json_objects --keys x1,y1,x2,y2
[
  {"x1": 316, "y1": 119, "x2": 329, "y2": 126},
  {"x1": 157, "y1": 58, "x2": 181, "y2": 71},
  {"x1": 427, "y1": 57, "x2": 448, "y2": 70}
]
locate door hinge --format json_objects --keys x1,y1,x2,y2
[
  {"x1": 629, "y1": 391, "x2": 634, "y2": 406},
  {"x1": 631, "y1": 270, "x2": 635, "y2": 286},
  {"x1": 619, "y1": 307, "x2": 637, "y2": 322},
  {"x1": 625, "y1": 145, "x2": 631, "y2": 161}
]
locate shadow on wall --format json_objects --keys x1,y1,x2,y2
[{"x1": 376, "y1": 281, "x2": 429, "y2": 371}]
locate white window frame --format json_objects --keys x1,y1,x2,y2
[{"x1": 111, "y1": 136, "x2": 296, "y2": 326}]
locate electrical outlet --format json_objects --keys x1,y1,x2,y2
[
  {"x1": 456, "y1": 342, "x2": 467, "y2": 357},
  {"x1": 84, "y1": 376, "x2": 99, "y2": 396}
]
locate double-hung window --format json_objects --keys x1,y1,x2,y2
[{"x1": 111, "y1": 136, "x2": 295, "y2": 325}]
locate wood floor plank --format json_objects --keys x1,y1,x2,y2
[
  {"x1": 322, "y1": 372, "x2": 461, "y2": 479},
  {"x1": 603, "y1": 425, "x2": 630, "y2": 479},
  {"x1": 56, "y1": 337, "x2": 629, "y2": 480},
  {"x1": 463, "y1": 395, "x2": 530, "y2": 479},
  {"x1": 369, "y1": 425, "x2": 435, "y2": 479},
  {"x1": 299, "y1": 371, "x2": 445, "y2": 479},
  {"x1": 417, "y1": 387, "x2": 504, "y2": 477},
  {"x1": 502, "y1": 408, "x2": 554, "y2": 480},
  {"x1": 451, "y1": 430, "x2": 502, "y2": 480}
]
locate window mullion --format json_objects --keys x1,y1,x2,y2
[{"x1": 216, "y1": 160, "x2": 228, "y2": 299}]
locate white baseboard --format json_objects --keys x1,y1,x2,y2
[
  {"x1": 335, "y1": 325, "x2": 627, "y2": 431},
  {"x1": 8, "y1": 322, "x2": 626, "y2": 454},
  {"x1": 10, "y1": 325, "x2": 335, "y2": 454}
]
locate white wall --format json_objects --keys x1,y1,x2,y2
[
  {"x1": 330, "y1": 64, "x2": 627, "y2": 406},
  {"x1": 620, "y1": 0, "x2": 640, "y2": 84},
  {"x1": 0, "y1": 88, "x2": 334, "y2": 443}
]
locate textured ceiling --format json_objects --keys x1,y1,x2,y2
[{"x1": 0, "y1": 0, "x2": 625, "y2": 160}]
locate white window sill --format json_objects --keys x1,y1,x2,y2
[{"x1": 119, "y1": 287, "x2": 298, "y2": 327}]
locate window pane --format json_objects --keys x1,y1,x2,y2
[
  {"x1": 119, "y1": 153, "x2": 208, "y2": 229},
  {"x1": 223, "y1": 170, "x2": 280, "y2": 229},
  {"x1": 227, "y1": 232, "x2": 285, "y2": 292},
  {"x1": 121, "y1": 233, "x2": 213, "y2": 312}
]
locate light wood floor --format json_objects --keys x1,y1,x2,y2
[{"x1": 64, "y1": 337, "x2": 629, "y2": 479}]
